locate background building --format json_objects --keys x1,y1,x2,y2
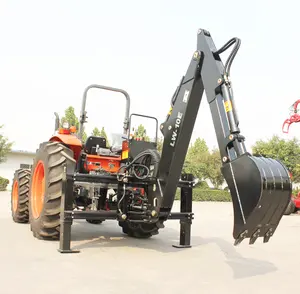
[{"x1": 0, "y1": 149, "x2": 36, "y2": 190}]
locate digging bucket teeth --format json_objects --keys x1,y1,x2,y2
[{"x1": 221, "y1": 153, "x2": 292, "y2": 246}]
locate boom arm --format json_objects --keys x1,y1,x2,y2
[{"x1": 148, "y1": 29, "x2": 291, "y2": 245}]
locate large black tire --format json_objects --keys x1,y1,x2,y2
[
  {"x1": 11, "y1": 168, "x2": 31, "y2": 223},
  {"x1": 28, "y1": 141, "x2": 76, "y2": 240},
  {"x1": 284, "y1": 199, "x2": 296, "y2": 215},
  {"x1": 86, "y1": 219, "x2": 103, "y2": 224},
  {"x1": 119, "y1": 221, "x2": 160, "y2": 239},
  {"x1": 118, "y1": 148, "x2": 162, "y2": 239}
]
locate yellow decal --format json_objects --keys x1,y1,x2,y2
[
  {"x1": 224, "y1": 100, "x2": 232, "y2": 112},
  {"x1": 121, "y1": 150, "x2": 128, "y2": 160},
  {"x1": 168, "y1": 106, "x2": 173, "y2": 116}
]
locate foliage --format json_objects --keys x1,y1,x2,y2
[
  {"x1": 205, "y1": 148, "x2": 224, "y2": 189},
  {"x1": 292, "y1": 186, "x2": 300, "y2": 197},
  {"x1": 175, "y1": 187, "x2": 231, "y2": 202},
  {"x1": 60, "y1": 106, "x2": 87, "y2": 142},
  {"x1": 252, "y1": 135, "x2": 300, "y2": 182},
  {"x1": 182, "y1": 138, "x2": 211, "y2": 180},
  {"x1": 194, "y1": 180, "x2": 210, "y2": 189},
  {"x1": 91, "y1": 127, "x2": 110, "y2": 147},
  {"x1": 132, "y1": 124, "x2": 150, "y2": 141},
  {"x1": 0, "y1": 125, "x2": 13, "y2": 164},
  {"x1": 91, "y1": 127, "x2": 101, "y2": 137},
  {"x1": 0, "y1": 176, "x2": 9, "y2": 191},
  {"x1": 156, "y1": 136, "x2": 163, "y2": 154}
]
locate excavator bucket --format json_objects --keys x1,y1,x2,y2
[{"x1": 222, "y1": 153, "x2": 292, "y2": 245}]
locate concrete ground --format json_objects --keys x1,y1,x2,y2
[{"x1": 1, "y1": 191, "x2": 300, "y2": 294}]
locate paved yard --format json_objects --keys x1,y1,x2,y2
[{"x1": 1, "y1": 190, "x2": 300, "y2": 294}]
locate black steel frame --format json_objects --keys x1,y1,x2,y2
[{"x1": 58, "y1": 164, "x2": 195, "y2": 253}]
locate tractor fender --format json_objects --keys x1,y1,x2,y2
[{"x1": 49, "y1": 134, "x2": 82, "y2": 161}]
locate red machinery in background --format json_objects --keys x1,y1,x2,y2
[
  {"x1": 282, "y1": 99, "x2": 300, "y2": 133},
  {"x1": 282, "y1": 99, "x2": 300, "y2": 214}
]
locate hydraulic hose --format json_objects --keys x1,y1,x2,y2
[{"x1": 214, "y1": 37, "x2": 241, "y2": 77}]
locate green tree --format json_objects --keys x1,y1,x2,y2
[
  {"x1": 156, "y1": 136, "x2": 164, "y2": 154},
  {"x1": 92, "y1": 127, "x2": 110, "y2": 147},
  {"x1": 252, "y1": 135, "x2": 300, "y2": 182},
  {"x1": 133, "y1": 124, "x2": 150, "y2": 141},
  {"x1": 60, "y1": 106, "x2": 87, "y2": 142},
  {"x1": 182, "y1": 138, "x2": 211, "y2": 180},
  {"x1": 91, "y1": 127, "x2": 101, "y2": 136},
  {"x1": 0, "y1": 125, "x2": 13, "y2": 163},
  {"x1": 206, "y1": 148, "x2": 224, "y2": 188}
]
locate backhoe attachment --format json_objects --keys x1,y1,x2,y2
[{"x1": 154, "y1": 29, "x2": 292, "y2": 246}]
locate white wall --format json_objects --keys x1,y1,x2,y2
[{"x1": 0, "y1": 153, "x2": 35, "y2": 190}]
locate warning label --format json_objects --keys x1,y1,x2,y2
[{"x1": 224, "y1": 100, "x2": 232, "y2": 112}]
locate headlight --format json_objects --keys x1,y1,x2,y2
[{"x1": 62, "y1": 122, "x2": 69, "y2": 129}]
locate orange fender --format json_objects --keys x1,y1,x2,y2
[{"x1": 49, "y1": 134, "x2": 82, "y2": 161}]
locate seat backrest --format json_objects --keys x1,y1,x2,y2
[{"x1": 84, "y1": 136, "x2": 107, "y2": 154}]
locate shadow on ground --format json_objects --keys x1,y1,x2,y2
[{"x1": 58, "y1": 220, "x2": 277, "y2": 279}]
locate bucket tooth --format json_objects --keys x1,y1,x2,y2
[
  {"x1": 249, "y1": 228, "x2": 261, "y2": 245},
  {"x1": 222, "y1": 153, "x2": 292, "y2": 245},
  {"x1": 263, "y1": 228, "x2": 274, "y2": 243},
  {"x1": 234, "y1": 230, "x2": 248, "y2": 246}
]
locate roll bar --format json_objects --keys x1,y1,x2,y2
[{"x1": 78, "y1": 84, "x2": 131, "y2": 140}]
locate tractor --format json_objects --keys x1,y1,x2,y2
[{"x1": 10, "y1": 28, "x2": 292, "y2": 253}]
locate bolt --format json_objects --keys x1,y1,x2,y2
[
  {"x1": 151, "y1": 210, "x2": 157, "y2": 217},
  {"x1": 229, "y1": 134, "x2": 234, "y2": 140},
  {"x1": 121, "y1": 214, "x2": 127, "y2": 220},
  {"x1": 193, "y1": 51, "x2": 200, "y2": 60},
  {"x1": 197, "y1": 29, "x2": 202, "y2": 34},
  {"x1": 160, "y1": 125, "x2": 164, "y2": 130},
  {"x1": 222, "y1": 156, "x2": 228, "y2": 163},
  {"x1": 218, "y1": 78, "x2": 222, "y2": 84},
  {"x1": 168, "y1": 126, "x2": 172, "y2": 130}
]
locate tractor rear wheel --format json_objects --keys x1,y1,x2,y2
[
  {"x1": 86, "y1": 219, "x2": 103, "y2": 224},
  {"x1": 11, "y1": 168, "x2": 31, "y2": 223},
  {"x1": 28, "y1": 141, "x2": 76, "y2": 240},
  {"x1": 119, "y1": 221, "x2": 160, "y2": 239}
]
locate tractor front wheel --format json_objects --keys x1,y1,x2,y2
[
  {"x1": 28, "y1": 141, "x2": 76, "y2": 240},
  {"x1": 11, "y1": 168, "x2": 31, "y2": 223}
]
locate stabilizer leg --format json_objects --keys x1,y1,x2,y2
[
  {"x1": 173, "y1": 174, "x2": 193, "y2": 248},
  {"x1": 58, "y1": 166, "x2": 80, "y2": 253}
]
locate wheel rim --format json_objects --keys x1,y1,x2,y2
[
  {"x1": 12, "y1": 180, "x2": 19, "y2": 212},
  {"x1": 31, "y1": 160, "x2": 45, "y2": 219}
]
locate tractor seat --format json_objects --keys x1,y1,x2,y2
[{"x1": 84, "y1": 136, "x2": 107, "y2": 155}]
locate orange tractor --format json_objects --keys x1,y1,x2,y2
[{"x1": 11, "y1": 84, "x2": 160, "y2": 243}]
